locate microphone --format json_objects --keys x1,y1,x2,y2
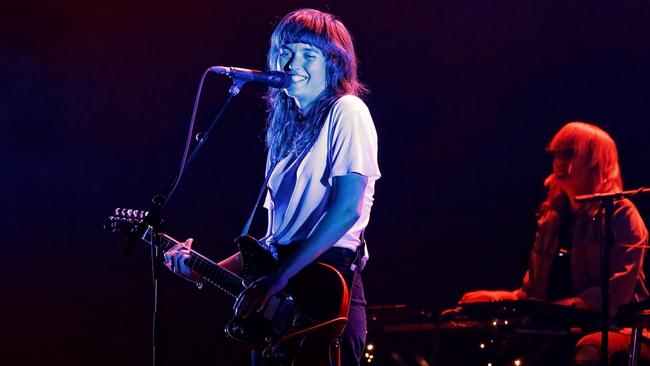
[{"x1": 209, "y1": 66, "x2": 291, "y2": 89}]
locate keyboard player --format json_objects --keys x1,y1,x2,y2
[{"x1": 458, "y1": 122, "x2": 650, "y2": 365}]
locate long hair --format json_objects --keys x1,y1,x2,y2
[
  {"x1": 540, "y1": 121, "x2": 623, "y2": 220},
  {"x1": 265, "y1": 8, "x2": 367, "y2": 162}
]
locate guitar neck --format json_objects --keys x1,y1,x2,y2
[{"x1": 141, "y1": 227, "x2": 245, "y2": 297}]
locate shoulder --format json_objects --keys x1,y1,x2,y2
[
  {"x1": 613, "y1": 198, "x2": 648, "y2": 240},
  {"x1": 326, "y1": 95, "x2": 376, "y2": 144},
  {"x1": 328, "y1": 95, "x2": 374, "y2": 129},
  {"x1": 614, "y1": 199, "x2": 643, "y2": 221},
  {"x1": 330, "y1": 95, "x2": 371, "y2": 116}
]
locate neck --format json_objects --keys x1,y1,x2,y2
[
  {"x1": 568, "y1": 196, "x2": 581, "y2": 212},
  {"x1": 562, "y1": 183, "x2": 593, "y2": 212},
  {"x1": 293, "y1": 96, "x2": 312, "y2": 110}
]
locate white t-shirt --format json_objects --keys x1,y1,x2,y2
[{"x1": 262, "y1": 95, "x2": 380, "y2": 255}]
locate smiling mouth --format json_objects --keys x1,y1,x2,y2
[{"x1": 290, "y1": 75, "x2": 308, "y2": 83}]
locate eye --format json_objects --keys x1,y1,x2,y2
[
  {"x1": 279, "y1": 49, "x2": 292, "y2": 58},
  {"x1": 550, "y1": 148, "x2": 575, "y2": 161}
]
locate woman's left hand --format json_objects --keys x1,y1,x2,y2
[{"x1": 234, "y1": 272, "x2": 289, "y2": 318}]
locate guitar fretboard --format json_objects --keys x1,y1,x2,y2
[{"x1": 141, "y1": 227, "x2": 245, "y2": 297}]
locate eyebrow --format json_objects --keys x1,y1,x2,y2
[{"x1": 281, "y1": 44, "x2": 322, "y2": 53}]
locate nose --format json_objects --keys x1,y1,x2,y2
[
  {"x1": 283, "y1": 54, "x2": 301, "y2": 72},
  {"x1": 553, "y1": 157, "x2": 570, "y2": 176}
]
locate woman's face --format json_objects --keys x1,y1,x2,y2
[
  {"x1": 277, "y1": 42, "x2": 327, "y2": 109},
  {"x1": 552, "y1": 146, "x2": 591, "y2": 194}
]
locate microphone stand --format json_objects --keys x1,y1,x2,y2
[
  {"x1": 123, "y1": 77, "x2": 248, "y2": 366},
  {"x1": 574, "y1": 187, "x2": 650, "y2": 366}
]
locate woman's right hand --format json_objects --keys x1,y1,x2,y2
[
  {"x1": 163, "y1": 238, "x2": 203, "y2": 283},
  {"x1": 459, "y1": 290, "x2": 518, "y2": 304}
]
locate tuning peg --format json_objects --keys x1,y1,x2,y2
[{"x1": 110, "y1": 207, "x2": 149, "y2": 221}]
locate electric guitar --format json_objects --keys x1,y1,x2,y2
[{"x1": 104, "y1": 208, "x2": 350, "y2": 364}]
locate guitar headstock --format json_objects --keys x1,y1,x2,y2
[{"x1": 103, "y1": 208, "x2": 149, "y2": 235}]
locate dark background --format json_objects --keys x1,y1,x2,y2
[{"x1": 2, "y1": 0, "x2": 650, "y2": 364}]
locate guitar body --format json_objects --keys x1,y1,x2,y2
[
  {"x1": 226, "y1": 236, "x2": 350, "y2": 365},
  {"x1": 104, "y1": 211, "x2": 350, "y2": 366}
]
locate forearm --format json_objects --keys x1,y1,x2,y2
[
  {"x1": 277, "y1": 204, "x2": 360, "y2": 281},
  {"x1": 552, "y1": 296, "x2": 590, "y2": 309},
  {"x1": 218, "y1": 252, "x2": 243, "y2": 275},
  {"x1": 274, "y1": 173, "x2": 367, "y2": 282}
]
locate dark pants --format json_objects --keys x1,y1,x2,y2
[
  {"x1": 252, "y1": 246, "x2": 367, "y2": 366},
  {"x1": 339, "y1": 270, "x2": 367, "y2": 366}
]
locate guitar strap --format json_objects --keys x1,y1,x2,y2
[
  {"x1": 239, "y1": 99, "x2": 335, "y2": 239},
  {"x1": 240, "y1": 159, "x2": 278, "y2": 237}
]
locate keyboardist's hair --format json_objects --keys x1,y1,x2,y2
[{"x1": 541, "y1": 121, "x2": 622, "y2": 218}]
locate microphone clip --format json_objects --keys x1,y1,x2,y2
[{"x1": 228, "y1": 78, "x2": 248, "y2": 96}]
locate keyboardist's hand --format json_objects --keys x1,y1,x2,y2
[
  {"x1": 459, "y1": 290, "x2": 518, "y2": 304},
  {"x1": 552, "y1": 296, "x2": 589, "y2": 310}
]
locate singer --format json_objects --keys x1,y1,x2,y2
[
  {"x1": 166, "y1": 8, "x2": 379, "y2": 366},
  {"x1": 457, "y1": 122, "x2": 649, "y2": 365}
]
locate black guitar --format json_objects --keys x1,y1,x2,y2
[{"x1": 104, "y1": 208, "x2": 350, "y2": 364}]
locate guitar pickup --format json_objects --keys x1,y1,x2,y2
[
  {"x1": 263, "y1": 295, "x2": 295, "y2": 336},
  {"x1": 263, "y1": 296, "x2": 283, "y2": 320}
]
